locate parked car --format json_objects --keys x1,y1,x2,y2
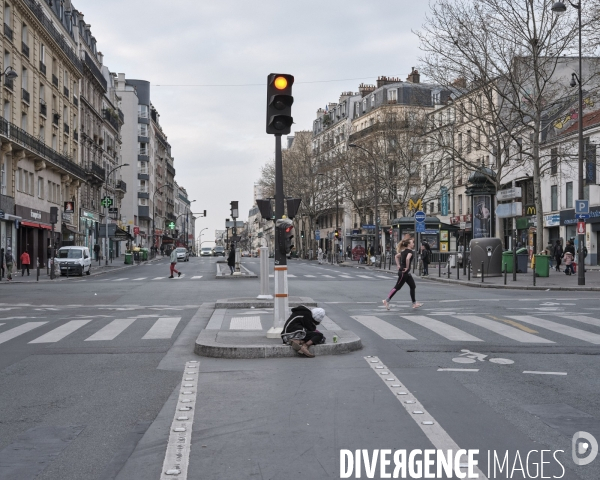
[
  {"x1": 212, "y1": 246, "x2": 225, "y2": 257},
  {"x1": 175, "y1": 247, "x2": 189, "y2": 262},
  {"x1": 200, "y1": 247, "x2": 213, "y2": 257},
  {"x1": 55, "y1": 246, "x2": 92, "y2": 276}
]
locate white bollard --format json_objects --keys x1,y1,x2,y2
[
  {"x1": 257, "y1": 247, "x2": 272, "y2": 299},
  {"x1": 233, "y1": 247, "x2": 241, "y2": 276},
  {"x1": 267, "y1": 265, "x2": 288, "y2": 338}
]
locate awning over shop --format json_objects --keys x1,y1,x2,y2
[
  {"x1": 62, "y1": 223, "x2": 79, "y2": 234},
  {"x1": 98, "y1": 224, "x2": 134, "y2": 240},
  {"x1": 21, "y1": 220, "x2": 52, "y2": 230}
]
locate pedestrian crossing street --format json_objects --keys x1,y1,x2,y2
[
  {"x1": 0, "y1": 315, "x2": 183, "y2": 347},
  {"x1": 351, "y1": 312, "x2": 600, "y2": 346}
]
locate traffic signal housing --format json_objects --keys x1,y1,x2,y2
[
  {"x1": 276, "y1": 218, "x2": 294, "y2": 255},
  {"x1": 266, "y1": 73, "x2": 294, "y2": 135},
  {"x1": 334, "y1": 229, "x2": 339, "y2": 239},
  {"x1": 230, "y1": 201, "x2": 239, "y2": 219}
]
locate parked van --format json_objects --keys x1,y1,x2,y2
[{"x1": 55, "y1": 246, "x2": 92, "y2": 276}]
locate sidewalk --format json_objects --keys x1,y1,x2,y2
[
  {"x1": 301, "y1": 258, "x2": 600, "y2": 291},
  {"x1": 194, "y1": 297, "x2": 362, "y2": 359}
]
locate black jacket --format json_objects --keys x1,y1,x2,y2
[
  {"x1": 281, "y1": 305, "x2": 318, "y2": 343},
  {"x1": 563, "y1": 244, "x2": 575, "y2": 257},
  {"x1": 227, "y1": 248, "x2": 235, "y2": 267}
]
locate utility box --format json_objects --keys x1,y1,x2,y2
[{"x1": 469, "y1": 238, "x2": 503, "y2": 277}]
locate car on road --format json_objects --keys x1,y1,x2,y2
[
  {"x1": 55, "y1": 246, "x2": 92, "y2": 276},
  {"x1": 175, "y1": 247, "x2": 189, "y2": 262},
  {"x1": 201, "y1": 247, "x2": 213, "y2": 257},
  {"x1": 241, "y1": 250, "x2": 250, "y2": 257},
  {"x1": 212, "y1": 246, "x2": 225, "y2": 257}
]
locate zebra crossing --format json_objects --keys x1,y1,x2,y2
[
  {"x1": 89, "y1": 275, "x2": 203, "y2": 282},
  {"x1": 351, "y1": 312, "x2": 600, "y2": 346},
  {"x1": 0, "y1": 315, "x2": 183, "y2": 346},
  {"x1": 267, "y1": 272, "x2": 389, "y2": 280}
]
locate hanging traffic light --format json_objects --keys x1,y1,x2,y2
[
  {"x1": 276, "y1": 219, "x2": 294, "y2": 255},
  {"x1": 334, "y1": 229, "x2": 339, "y2": 238},
  {"x1": 301, "y1": 230, "x2": 305, "y2": 239},
  {"x1": 266, "y1": 73, "x2": 294, "y2": 135}
]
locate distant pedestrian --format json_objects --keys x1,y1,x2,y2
[
  {"x1": 94, "y1": 243, "x2": 100, "y2": 261},
  {"x1": 227, "y1": 244, "x2": 236, "y2": 275},
  {"x1": 554, "y1": 240, "x2": 563, "y2": 272},
  {"x1": 346, "y1": 245, "x2": 351, "y2": 259},
  {"x1": 563, "y1": 250, "x2": 574, "y2": 275},
  {"x1": 5, "y1": 247, "x2": 14, "y2": 281},
  {"x1": 20, "y1": 250, "x2": 31, "y2": 276},
  {"x1": 318, "y1": 247, "x2": 323, "y2": 264},
  {"x1": 169, "y1": 248, "x2": 181, "y2": 278},
  {"x1": 420, "y1": 243, "x2": 430, "y2": 276},
  {"x1": 383, "y1": 238, "x2": 422, "y2": 310},
  {"x1": 545, "y1": 241, "x2": 555, "y2": 269},
  {"x1": 160, "y1": 243, "x2": 165, "y2": 256}
]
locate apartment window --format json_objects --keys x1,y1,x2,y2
[
  {"x1": 37, "y1": 176, "x2": 43, "y2": 197},
  {"x1": 566, "y1": 182, "x2": 573, "y2": 208},
  {"x1": 0, "y1": 161, "x2": 5, "y2": 194},
  {"x1": 551, "y1": 185, "x2": 558, "y2": 211},
  {"x1": 21, "y1": 112, "x2": 27, "y2": 131},
  {"x1": 550, "y1": 148, "x2": 558, "y2": 174},
  {"x1": 40, "y1": 43, "x2": 45, "y2": 64},
  {"x1": 28, "y1": 172, "x2": 33, "y2": 195},
  {"x1": 39, "y1": 124, "x2": 45, "y2": 143},
  {"x1": 138, "y1": 104, "x2": 148, "y2": 118},
  {"x1": 4, "y1": 4, "x2": 11, "y2": 26},
  {"x1": 458, "y1": 133, "x2": 463, "y2": 153},
  {"x1": 466, "y1": 131, "x2": 472, "y2": 153},
  {"x1": 51, "y1": 134, "x2": 57, "y2": 150},
  {"x1": 3, "y1": 100, "x2": 9, "y2": 119},
  {"x1": 516, "y1": 138, "x2": 523, "y2": 161},
  {"x1": 458, "y1": 194, "x2": 463, "y2": 214},
  {"x1": 4, "y1": 50, "x2": 10, "y2": 74},
  {"x1": 476, "y1": 127, "x2": 481, "y2": 150},
  {"x1": 355, "y1": 102, "x2": 360, "y2": 116},
  {"x1": 430, "y1": 202, "x2": 435, "y2": 213},
  {"x1": 371, "y1": 95, "x2": 375, "y2": 107},
  {"x1": 21, "y1": 23, "x2": 27, "y2": 45},
  {"x1": 138, "y1": 123, "x2": 148, "y2": 137}
]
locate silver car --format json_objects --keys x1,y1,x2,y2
[
  {"x1": 200, "y1": 247, "x2": 213, "y2": 257},
  {"x1": 175, "y1": 247, "x2": 189, "y2": 262}
]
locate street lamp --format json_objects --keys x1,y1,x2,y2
[
  {"x1": 184, "y1": 200, "x2": 196, "y2": 250},
  {"x1": 349, "y1": 143, "x2": 380, "y2": 263},
  {"x1": 317, "y1": 172, "x2": 340, "y2": 264},
  {"x1": 552, "y1": 0, "x2": 586, "y2": 285},
  {"x1": 0, "y1": 66, "x2": 18, "y2": 81},
  {"x1": 104, "y1": 163, "x2": 129, "y2": 266}
]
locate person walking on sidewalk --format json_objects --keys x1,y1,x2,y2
[
  {"x1": 169, "y1": 248, "x2": 181, "y2": 278},
  {"x1": 20, "y1": 250, "x2": 31, "y2": 276},
  {"x1": 554, "y1": 240, "x2": 563, "y2": 272},
  {"x1": 383, "y1": 238, "x2": 422, "y2": 310},
  {"x1": 281, "y1": 306, "x2": 326, "y2": 358},
  {"x1": 5, "y1": 247, "x2": 14, "y2": 281},
  {"x1": 318, "y1": 247, "x2": 323, "y2": 264},
  {"x1": 227, "y1": 244, "x2": 236, "y2": 275},
  {"x1": 94, "y1": 243, "x2": 100, "y2": 262},
  {"x1": 420, "y1": 243, "x2": 431, "y2": 277},
  {"x1": 545, "y1": 241, "x2": 555, "y2": 269}
]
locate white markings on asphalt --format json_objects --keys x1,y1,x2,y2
[
  {"x1": 84, "y1": 318, "x2": 137, "y2": 341},
  {"x1": 321, "y1": 275, "x2": 335, "y2": 278},
  {"x1": 160, "y1": 361, "x2": 199, "y2": 479},
  {"x1": 375, "y1": 275, "x2": 391, "y2": 279},
  {"x1": 438, "y1": 368, "x2": 480, "y2": 372},
  {"x1": 230, "y1": 316, "x2": 262, "y2": 330},
  {"x1": 352, "y1": 316, "x2": 416, "y2": 340},
  {"x1": 555, "y1": 314, "x2": 600, "y2": 328},
  {"x1": 174, "y1": 274, "x2": 186, "y2": 279},
  {"x1": 452, "y1": 315, "x2": 554, "y2": 343},
  {"x1": 401, "y1": 315, "x2": 483, "y2": 342},
  {"x1": 152, "y1": 277, "x2": 165, "y2": 280},
  {"x1": 142, "y1": 317, "x2": 182, "y2": 340},
  {"x1": 0, "y1": 322, "x2": 47, "y2": 345},
  {"x1": 304, "y1": 275, "x2": 316, "y2": 278},
  {"x1": 523, "y1": 371, "x2": 567, "y2": 376},
  {"x1": 113, "y1": 278, "x2": 128, "y2": 282},
  {"x1": 191, "y1": 276, "x2": 203, "y2": 279},
  {"x1": 508, "y1": 315, "x2": 600, "y2": 344},
  {"x1": 132, "y1": 277, "x2": 147, "y2": 281},
  {"x1": 356, "y1": 275, "x2": 374, "y2": 279},
  {"x1": 0, "y1": 323, "x2": 4, "y2": 327},
  {"x1": 365, "y1": 357, "x2": 488, "y2": 479},
  {"x1": 29, "y1": 320, "x2": 91, "y2": 343}
]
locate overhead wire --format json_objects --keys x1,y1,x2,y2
[{"x1": 153, "y1": 75, "x2": 403, "y2": 87}]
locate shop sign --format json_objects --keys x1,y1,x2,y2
[
  {"x1": 15, "y1": 205, "x2": 50, "y2": 224},
  {"x1": 560, "y1": 206, "x2": 600, "y2": 225},
  {"x1": 525, "y1": 205, "x2": 536, "y2": 216},
  {"x1": 64, "y1": 201, "x2": 74, "y2": 213},
  {"x1": 496, "y1": 202, "x2": 523, "y2": 218},
  {"x1": 543, "y1": 214, "x2": 560, "y2": 227},
  {"x1": 496, "y1": 187, "x2": 522, "y2": 201},
  {"x1": 133, "y1": 226, "x2": 140, "y2": 235},
  {"x1": 63, "y1": 212, "x2": 73, "y2": 224},
  {"x1": 441, "y1": 187, "x2": 449, "y2": 216},
  {"x1": 80, "y1": 209, "x2": 99, "y2": 222}
]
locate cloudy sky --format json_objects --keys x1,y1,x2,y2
[{"x1": 76, "y1": 0, "x2": 431, "y2": 245}]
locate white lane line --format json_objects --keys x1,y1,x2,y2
[
  {"x1": 160, "y1": 360, "x2": 199, "y2": 479},
  {"x1": 365, "y1": 357, "x2": 488, "y2": 479},
  {"x1": 453, "y1": 315, "x2": 554, "y2": 343},
  {"x1": 321, "y1": 316, "x2": 342, "y2": 331},
  {"x1": 338, "y1": 275, "x2": 352, "y2": 279},
  {"x1": 191, "y1": 276, "x2": 203, "y2": 279},
  {"x1": 174, "y1": 274, "x2": 186, "y2": 279},
  {"x1": 555, "y1": 314, "x2": 600, "y2": 328},
  {"x1": 438, "y1": 368, "x2": 480, "y2": 372},
  {"x1": 375, "y1": 275, "x2": 391, "y2": 279},
  {"x1": 0, "y1": 322, "x2": 47, "y2": 345},
  {"x1": 508, "y1": 315, "x2": 600, "y2": 344},
  {"x1": 113, "y1": 278, "x2": 128, "y2": 282},
  {"x1": 523, "y1": 371, "x2": 567, "y2": 375},
  {"x1": 132, "y1": 277, "x2": 147, "y2": 281},
  {"x1": 230, "y1": 316, "x2": 262, "y2": 330},
  {"x1": 29, "y1": 320, "x2": 91, "y2": 343},
  {"x1": 287, "y1": 274, "x2": 296, "y2": 278},
  {"x1": 142, "y1": 317, "x2": 181, "y2": 339},
  {"x1": 352, "y1": 316, "x2": 416, "y2": 340},
  {"x1": 84, "y1": 318, "x2": 137, "y2": 341},
  {"x1": 357, "y1": 275, "x2": 375, "y2": 279},
  {"x1": 152, "y1": 277, "x2": 165, "y2": 280},
  {"x1": 321, "y1": 275, "x2": 335, "y2": 278},
  {"x1": 304, "y1": 275, "x2": 316, "y2": 278},
  {"x1": 401, "y1": 315, "x2": 483, "y2": 342}
]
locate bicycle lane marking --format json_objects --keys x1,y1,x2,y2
[{"x1": 365, "y1": 356, "x2": 488, "y2": 479}]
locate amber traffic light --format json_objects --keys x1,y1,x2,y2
[{"x1": 266, "y1": 73, "x2": 294, "y2": 135}]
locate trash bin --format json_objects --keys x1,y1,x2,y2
[
  {"x1": 516, "y1": 254, "x2": 528, "y2": 273},
  {"x1": 124, "y1": 253, "x2": 133, "y2": 265},
  {"x1": 501, "y1": 251, "x2": 514, "y2": 273},
  {"x1": 133, "y1": 251, "x2": 140, "y2": 262},
  {"x1": 141, "y1": 249, "x2": 148, "y2": 261},
  {"x1": 534, "y1": 254, "x2": 550, "y2": 277}
]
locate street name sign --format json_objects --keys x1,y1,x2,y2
[
  {"x1": 495, "y1": 202, "x2": 523, "y2": 218},
  {"x1": 575, "y1": 199, "x2": 589, "y2": 215},
  {"x1": 496, "y1": 187, "x2": 522, "y2": 201},
  {"x1": 414, "y1": 211, "x2": 426, "y2": 223}
]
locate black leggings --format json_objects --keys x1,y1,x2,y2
[
  {"x1": 303, "y1": 331, "x2": 325, "y2": 344},
  {"x1": 386, "y1": 272, "x2": 416, "y2": 303}
]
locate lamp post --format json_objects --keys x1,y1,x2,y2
[
  {"x1": 0, "y1": 66, "x2": 18, "y2": 83},
  {"x1": 552, "y1": 1, "x2": 585, "y2": 285},
  {"x1": 349, "y1": 143, "x2": 380, "y2": 264},
  {"x1": 184, "y1": 200, "x2": 196, "y2": 250},
  {"x1": 317, "y1": 172, "x2": 340, "y2": 264},
  {"x1": 152, "y1": 183, "x2": 170, "y2": 255},
  {"x1": 104, "y1": 163, "x2": 129, "y2": 266}
]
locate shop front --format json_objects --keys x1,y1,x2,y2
[
  {"x1": 80, "y1": 209, "x2": 100, "y2": 249},
  {"x1": 560, "y1": 206, "x2": 600, "y2": 265},
  {"x1": 0, "y1": 194, "x2": 20, "y2": 253},
  {"x1": 15, "y1": 205, "x2": 55, "y2": 266},
  {"x1": 543, "y1": 213, "x2": 560, "y2": 247}
]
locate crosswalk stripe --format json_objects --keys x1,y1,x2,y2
[
  {"x1": 113, "y1": 278, "x2": 128, "y2": 282},
  {"x1": 152, "y1": 277, "x2": 164, "y2": 280},
  {"x1": 352, "y1": 316, "x2": 415, "y2": 340},
  {"x1": 29, "y1": 320, "x2": 91, "y2": 344},
  {"x1": 0, "y1": 322, "x2": 47, "y2": 345},
  {"x1": 401, "y1": 315, "x2": 483, "y2": 341},
  {"x1": 304, "y1": 275, "x2": 316, "y2": 277},
  {"x1": 357, "y1": 275, "x2": 374, "y2": 279},
  {"x1": 142, "y1": 317, "x2": 181, "y2": 339},
  {"x1": 191, "y1": 276, "x2": 203, "y2": 279},
  {"x1": 0, "y1": 323, "x2": 4, "y2": 327},
  {"x1": 132, "y1": 277, "x2": 147, "y2": 281},
  {"x1": 85, "y1": 318, "x2": 137, "y2": 341},
  {"x1": 287, "y1": 274, "x2": 296, "y2": 277},
  {"x1": 555, "y1": 314, "x2": 600, "y2": 328},
  {"x1": 508, "y1": 315, "x2": 600, "y2": 344},
  {"x1": 376, "y1": 275, "x2": 391, "y2": 279},
  {"x1": 322, "y1": 275, "x2": 335, "y2": 278},
  {"x1": 338, "y1": 275, "x2": 352, "y2": 278},
  {"x1": 174, "y1": 274, "x2": 186, "y2": 279},
  {"x1": 453, "y1": 315, "x2": 554, "y2": 343}
]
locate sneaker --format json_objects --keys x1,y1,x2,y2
[
  {"x1": 168, "y1": 275, "x2": 174, "y2": 278},
  {"x1": 412, "y1": 303, "x2": 423, "y2": 309},
  {"x1": 383, "y1": 299, "x2": 390, "y2": 311},
  {"x1": 178, "y1": 272, "x2": 181, "y2": 277}
]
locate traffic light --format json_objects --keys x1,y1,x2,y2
[
  {"x1": 276, "y1": 218, "x2": 294, "y2": 255},
  {"x1": 266, "y1": 73, "x2": 294, "y2": 135},
  {"x1": 230, "y1": 201, "x2": 238, "y2": 219},
  {"x1": 334, "y1": 229, "x2": 339, "y2": 239},
  {"x1": 202, "y1": 210, "x2": 207, "y2": 217}
]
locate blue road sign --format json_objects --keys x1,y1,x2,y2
[
  {"x1": 315, "y1": 230, "x2": 320, "y2": 240},
  {"x1": 576, "y1": 213, "x2": 590, "y2": 220},
  {"x1": 416, "y1": 223, "x2": 425, "y2": 233},
  {"x1": 575, "y1": 200, "x2": 589, "y2": 215},
  {"x1": 414, "y1": 211, "x2": 426, "y2": 223}
]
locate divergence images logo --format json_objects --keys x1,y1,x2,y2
[{"x1": 573, "y1": 432, "x2": 598, "y2": 466}]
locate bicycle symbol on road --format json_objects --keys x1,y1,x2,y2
[{"x1": 452, "y1": 349, "x2": 514, "y2": 365}]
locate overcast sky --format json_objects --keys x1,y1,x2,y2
[{"x1": 76, "y1": 0, "x2": 431, "y2": 245}]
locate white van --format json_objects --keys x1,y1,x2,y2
[{"x1": 56, "y1": 246, "x2": 92, "y2": 276}]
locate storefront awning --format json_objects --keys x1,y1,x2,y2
[
  {"x1": 21, "y1": 220, "x2": 52, "y2": 230},
  {"x1": 98, "y1": 224, "x2": 134, "y2": 240},
  {"x1": 62, "y1": 223, "x2": 79, "y2": 234}
]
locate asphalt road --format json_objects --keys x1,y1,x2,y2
[{"x1": 0, "y1": 256, "x2": 598, "y2": 480}]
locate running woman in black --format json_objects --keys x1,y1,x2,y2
[{"x1": 383, "y1": 237, "x2": 422, "y2": 310}]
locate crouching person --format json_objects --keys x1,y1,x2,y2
[{"x1": 281, "y1": 306, "x2": 326, "y2": 358}]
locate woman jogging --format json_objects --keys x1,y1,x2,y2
[{"x1": 383, "y1": 238, "x2": 422, "y2": 310}]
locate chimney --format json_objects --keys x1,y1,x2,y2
[
  {"x1": 406, "y1": 68, "x2": 420, "y2": 84},
  {"x1": 358, "y1": 83, "x2": 376, "y2": 97},
  {"x1": 97, "y1": 52, "x2": 103, "y2": 65},
  {"x1": 376, "y1": 76, "x2": 402, "y2": 88},
  {"x1": 117, "y1": 73, "x2": 125, "y2": 90}
]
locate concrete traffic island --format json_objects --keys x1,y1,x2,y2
[
  {"x1": 194, "y1": 299, "x2": 362, "y2": 359},
  {"x1": 215, "y1": 263, "x2": 257, "y2": 278}
]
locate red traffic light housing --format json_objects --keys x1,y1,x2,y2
[
  {"x1": 276, "y1": 218, "x2": 294, "y2": 255},
  {"x1": 266, "y1": 73, "x2": 294, "y2": 135}
]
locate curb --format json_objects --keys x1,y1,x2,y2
[
  {"x1": 422, "y1": 275, "x2": 600, "y2": 291},
  {"x1": 194, "y1": 329, "x2": 362, "y2": 359},
  {"x1": 214, "y1": 296, "x2": 318, "y2": 308}
]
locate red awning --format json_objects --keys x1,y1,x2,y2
[{"x1": 21, "y1": 221, "x2": 52, "y2": 230}]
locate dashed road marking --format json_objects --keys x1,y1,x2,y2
[
  {"x1": 523, "y1": 371, "x2": 567, "y2": 376},
  {"x1": 29, "y1": 320, "x2": 91, "y2": 343}
]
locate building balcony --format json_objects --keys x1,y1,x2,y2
[
  {"x1": 138, "y1": 205, "x2": 150, "y2": 219},
  {"x1": 118, "y1": 109, "x2": 124, "y2": 123},
  {"x1": 138, "y1": 172, "x2": 149, "y2": 181},
  {"x1": 84, "y1": 52, "x2": 107, "y2": 91},
  {"x1": 39, "y1": 61, "x2": 46, "y2": 76},
  {"x1": 116, "y1": 179, "x2": 126, "y2": 193},
  {"x1": 4, "y1": 23, "x2": 12, "y2": 42},
  {"x1": 138, "y1": 135, "x2": 149, "y2": 143},
  {"x1": 4, "y1": 77, "x2": 13, "y2": 91},
  {"x1": 63, "y1": 123, "x2": 69, "y2": 135},
  {"x1": 138, "y1": 191, "x2": 149, "y2": 199},
  {"x1": 103, "y1": 109, "x2": 119, "y2": 131},
  {"x1": 63, "y1": 86, "x2": 69, "y2": 98},
  {"x1": 73, "y1": 96, "x2": 78, "y2": 107},
  {"x1": 166, "y1": 163, "x2": 175, "y2": 176},
  {"x1": 85, "y1": 161, "x2": 105, "y2": 184},
  {"x1": 22, "y1": 41, "x2": 29, "y2": 58},
  {"x1": 52, "y1": 74, "x2": 59, "y2": 88},
  {"x1": 73, "y1": 131, "x2": 78, "y2": 142},
  {"x1": 40, "y1": 102, "x2": 47, "y2": 117},
  {"x1": 22, "y1": 88, "x2": 30, "y2": 104}
]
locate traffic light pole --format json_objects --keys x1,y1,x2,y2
[{"x1": 267, "y1": 134, "x2": 289, "y2": 338}]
